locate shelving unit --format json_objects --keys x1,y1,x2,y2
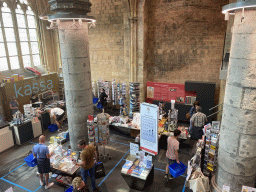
[{"x1": 59, "y1": 67, "x2": 65, "y2": 100}]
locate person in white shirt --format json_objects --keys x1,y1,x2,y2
[{"x1": 49, "y1": 107, "x2": 65, "y2": 131}]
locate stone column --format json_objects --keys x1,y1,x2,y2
[
  {"x1": 216, "y1": 9, "x2": 256, "y2": 191},
  {"x1": 58, "y1": 21, "x2": 94, "y2": 151}
]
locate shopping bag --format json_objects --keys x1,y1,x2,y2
[
  {"x1": 189, "y1": 172, "x2": 210, "y2": 192},
  {"x1": 94, "y1": 162, "x2": 105, "y2": 179}
]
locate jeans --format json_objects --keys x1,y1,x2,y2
[
  {"x1": 81, "y1": 167, "x2": 96, "y2": 191},
  {"x1": 189, "y1": 119, "x2": 193, "y2": 133}
]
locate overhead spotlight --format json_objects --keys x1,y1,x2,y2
[
  {"x1": 79, "y1": 19, "x2": 83, "y2": 26},
  {"x1": 225, "y1": 12, "x2": 229, "y2": 21},
  {"x1": 91, "y1": 20, "x2": 96, "y2": 28}
]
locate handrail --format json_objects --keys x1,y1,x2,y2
[
  {"x1": 209, "y1": 103, "x2": 223, "y2": 111},
  {"x1": 207, "y1": 110, "x2": 223, "y2": 118}
]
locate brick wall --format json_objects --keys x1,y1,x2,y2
[
  {"x1": 88, "y1": 0, "x2": 130, "y2": 84},
  {"x1": 88, "y1": 0, "x2": 229, "y2": 103},
  {"x1": 145, "y1": 0, "x2": 228, "y2": 86}
]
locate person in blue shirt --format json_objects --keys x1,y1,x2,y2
[{"x1": 33, "y1": 135, "x2": 54, "y2": 189}]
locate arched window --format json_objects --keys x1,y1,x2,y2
[
  {"x1": 0, "y1": 1, "x2": 42, "y2": 71},
  {"x1": 1, "y1": 3, "x2": 19, "y2": 70},
  {"x1": 26, "y1": 6, "x2": 40, "y2": 67}
]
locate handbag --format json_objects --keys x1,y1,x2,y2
[
  {"x1": 186, "y1": 112, "x2": 191, "y2": 120},
  {"x1": 188, "y1": 171, "x2": 210, "y2": 192},
  {"x1": 94, "y1": 162, "x2": 105, "y2": 179}
]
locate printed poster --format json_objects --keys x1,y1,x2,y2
[
  {"x1": 130, "y1": 143, "x2": 139, "y2": 156},
  {"x1": 242, "y1": 186, "x2": 256, "y2": 192},
  {"x1": 140, "y1": 103, "x2": 158, "y2": 155},
  {"x1": 147, "y1": 87, "x2": 154, "y2": 98},
  {"x1": 222, "y1": 185, "x2": 230, "y2": 192}
]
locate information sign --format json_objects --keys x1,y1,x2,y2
[
  {"x1": 140, "y1": 103, "x2": 158, "y2": 155},
  {"x1": 130, "y1": 143, "x2": 139, "y2": 156}
]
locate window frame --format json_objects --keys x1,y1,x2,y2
[{"x1": 0, "y1": 0, "x2": 42, "y2": 71}]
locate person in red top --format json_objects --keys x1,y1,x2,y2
[{"x1": 165, "y1": 129, "x2": 181, "y2": 180}]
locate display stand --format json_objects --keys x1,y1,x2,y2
[
  {"x1": 87, "y1": 116, "x2": 100, "y2": 162},
  {"x1": 121, "y1": 103, "x2": 158, "y2": 191},
  {"x1": 97, "y1": 111, "x2": 111, "y2": 161},
  {"x1": 121, "y1": 164, "x2": 154, "y2": 191},
  {"x1": 121, "y1": 145, "x2": 154, "y2": 191}
]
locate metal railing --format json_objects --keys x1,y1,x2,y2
[{"x1": 207, "y1": 103, "x2": 223, "y2": 118}]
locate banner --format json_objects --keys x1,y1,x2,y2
[{"x1": 140, "y1": 102, "x2": 158, "y2": 155}]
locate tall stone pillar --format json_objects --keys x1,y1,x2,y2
[
  {"x1": 58, "y1": 21, "x2": 94, "y2": 151},
  {"x1": 42, "y1": 0, "x2": 95, "y2": 151},
  {"x1": 217, "y1": 2, "x2": 256, "y2": 191}
]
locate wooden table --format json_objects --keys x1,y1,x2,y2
[{"x1": 110, "y1": 123, "x2": 140, "y2": 138}]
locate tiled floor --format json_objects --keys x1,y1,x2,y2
[{"x1": 0, "y1": 121, "x2": 193, "y2": 192}]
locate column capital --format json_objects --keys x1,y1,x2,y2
[{"x1": 48, "y1": 0, "x2": 92, "y2": 14}]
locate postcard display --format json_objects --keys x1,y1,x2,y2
[
  {"x1": 102, "y1": 81, "x2": 112, "y2": 103},
  {"x1": 129, "y1": 82, "x2": 140, "y2": 117},
  {"x1": 167, "y1": 100, "x2": 178, "y2": 132},
  {"x1": 97, "y1": 113, "x2": 111, "y2": 159},
  {"x1": 92, "y1": 81, "x2": 98, "y2": 98},
  {"x1": 112, "y1": 79, "x2": 117, "y2": 105},
  {"x1": 203, "y1": 122, "x2": 220, "y2": 175},
  {"x1": 97, "y1": 80, "x2": 103, "y2": 98}
]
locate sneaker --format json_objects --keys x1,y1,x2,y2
[
  {"x1": 40, "y1": 180, "x2": 45, "y2": 186},
  {"x1": 168, "y1": 175, "x2": 174, "y2": 180},
  {"x1": 164, "y1": 174, "x2": 168, "y2": 179},
  {"x1": 45, "y1": 182, "x2": 54, "y2": 190}
]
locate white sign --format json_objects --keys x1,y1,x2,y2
[
  {"x1": 222, "y1": 185, "x2": 230, "y2": 192},
  {"x1": 5, "y1": 187, "x2": 13, "y2": 192},
  {"x1": 140, "y1": 103, "x2": 158, "y2": 155},
  {"x1": 186, "y1": 161, "x2": 192, "y2": 181},
  {"x1": 242, "y1": 186, "x2": 256, "y2": 192},
  {"x1": 146, "y1": 155, "x2": 152, "y2": 167},
  {"x1": 130, "y1": 143, "x2": 139, "y2": 156}
]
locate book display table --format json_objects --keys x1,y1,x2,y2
[
  {"x1": 121, "y1": 154, "x2": 154, "y2": 191},
  {"x1": 121, "y1": 164, "x2": 154, "y2": 191}
]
